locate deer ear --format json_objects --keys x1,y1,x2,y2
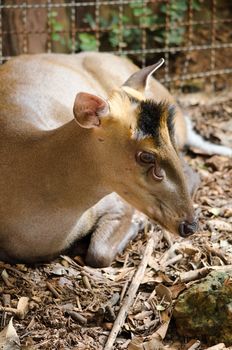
[
  {"x1": 122, "y1": 58, "x2": 164, "y2": 93},
  {"x1": 73, "y1": 92, "x2": 109, "y2": 129}
]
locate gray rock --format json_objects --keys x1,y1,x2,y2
[{"x1": 173, "y1": 270, "x2": 232, "y2": 346}]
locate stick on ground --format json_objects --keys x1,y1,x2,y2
[{"x1": 104, "y1": 230, "x2": 162, "y2": 350}]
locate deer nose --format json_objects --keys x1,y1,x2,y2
[{"x1": 179, "y1": 219, "x2": 198, "y2": 237}]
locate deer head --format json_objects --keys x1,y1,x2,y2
[{"x1": 73, "y1": 59, "x2": 198, "y2": 237}]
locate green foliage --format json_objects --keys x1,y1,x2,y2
[
  {"x1": 48, "y1": 1, "x2": 202, "y2": 54},
  {"x1": 48, "y1": 11, "x2": 66, "y2": 46},
  {"x1": 77, "y1": 0, "x2": 201, "y2": 53},
  {"x1": 156, "y1": 0, "x2": 196, "y2": 45},
  {"x1": 78, "y1": 33, "x2": 98, "y2": 51}
]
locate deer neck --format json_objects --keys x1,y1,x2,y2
[{"x1": 32, "y1": 119, "x2": 111, "y2": 213}]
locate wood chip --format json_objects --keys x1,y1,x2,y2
[{"x1": 16, "y1": 297, "x2": 29, "y2": 320}]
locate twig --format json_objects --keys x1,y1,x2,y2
[
  {"x1": 2, "y1": 294, "x2": 11, "y2": 307},
  {"x1": 0, "y1": 306, "x2": 18, "y2": 314},
  {"x1": 76, "y1": 296, "x2": 82, "y2": 311},
  {"x1": 122, "y1": 253, "x2": 129, "y2": 269},
  {"x1": 163, "y1": 253, "x2": 183, "y2": 267},
  {"x1": 82, "y1": 275, "x2": 92, "y2": 291},
  {"x1": 187, "y1": 340, "x2": 201, "y2": 350},
  {"x1": 0, "y1": 297, "x2": 29, "y2": 320},
  {"x1": 204, "y1": 344, "x2": 226, "y2": 350},
  {"x1": 46, "y1": 281, "x2": 61, "y2": 299},
  {"x1": 82, "y1": 266, "x2": 110, "y2": 284},
  {"x1": 104, "y1": 230, "x2": 162, "y2": 350},
  {"x1": 65, "y1": 310, "x2": 87, "y2": 325},
  {"x1": 17, "y1": 297, "x2": 29, "y2": 320},
  {"x1": 179, "y1": 267, "x2": 210, "y2": 283},
  {"x1": 120, "y1": 280, "x2": 129, "y2": 302},
  {"x1": 1, "y1": 269, "x2": 13, "y2": 287},
  {"x1": 205, "y1": 244, "x2": 228, "y2": 264},
  {"x1": 159, "y1": 242, "x2": 180, "y2": 266},
  {"x1": 179, "y1": 265, "x2": 232, "y2": 283},
  {"x1": 162, "y1": 229, "x2": 173, "y2": 247},
  {"x1": 0, "y1": 264, "x2": 35, "y2": 285}
]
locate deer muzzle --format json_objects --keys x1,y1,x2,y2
[{"x1": 178, "y1": 219, "x2": 198, "y2": 237}]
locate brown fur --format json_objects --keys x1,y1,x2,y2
[{"x1": 0, "y1": 52, "x2": 196, "y2": 266}]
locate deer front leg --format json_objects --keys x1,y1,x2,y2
[
  {"x1": 86, "y1": 204, "x2": 142, "y2": 267},
  {"x1": 65, "y1": 193, "x2": 142, "y2": 267}
]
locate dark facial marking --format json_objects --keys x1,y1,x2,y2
[
  {"x1": 137, "y1": 100, "x2": 175, "y2": 145},
  {"x1": 167, "y1": 105, "x2": 176, "y2": 144}
]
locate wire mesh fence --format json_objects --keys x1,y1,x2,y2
[{"x1": 1, "y1": 0, "x2": 232, "y2": 90}]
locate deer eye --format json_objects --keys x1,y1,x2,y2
[{"x1": 136, "y1": 151, "x2": 155, "y2": 164}]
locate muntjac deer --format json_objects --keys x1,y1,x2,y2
[{"x1": 0, "y1": 53, "x2": 230, "y2": 267}]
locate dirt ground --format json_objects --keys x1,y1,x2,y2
[{"x1": 0, "y1": 92, "x2": 231, "y2": 350}]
